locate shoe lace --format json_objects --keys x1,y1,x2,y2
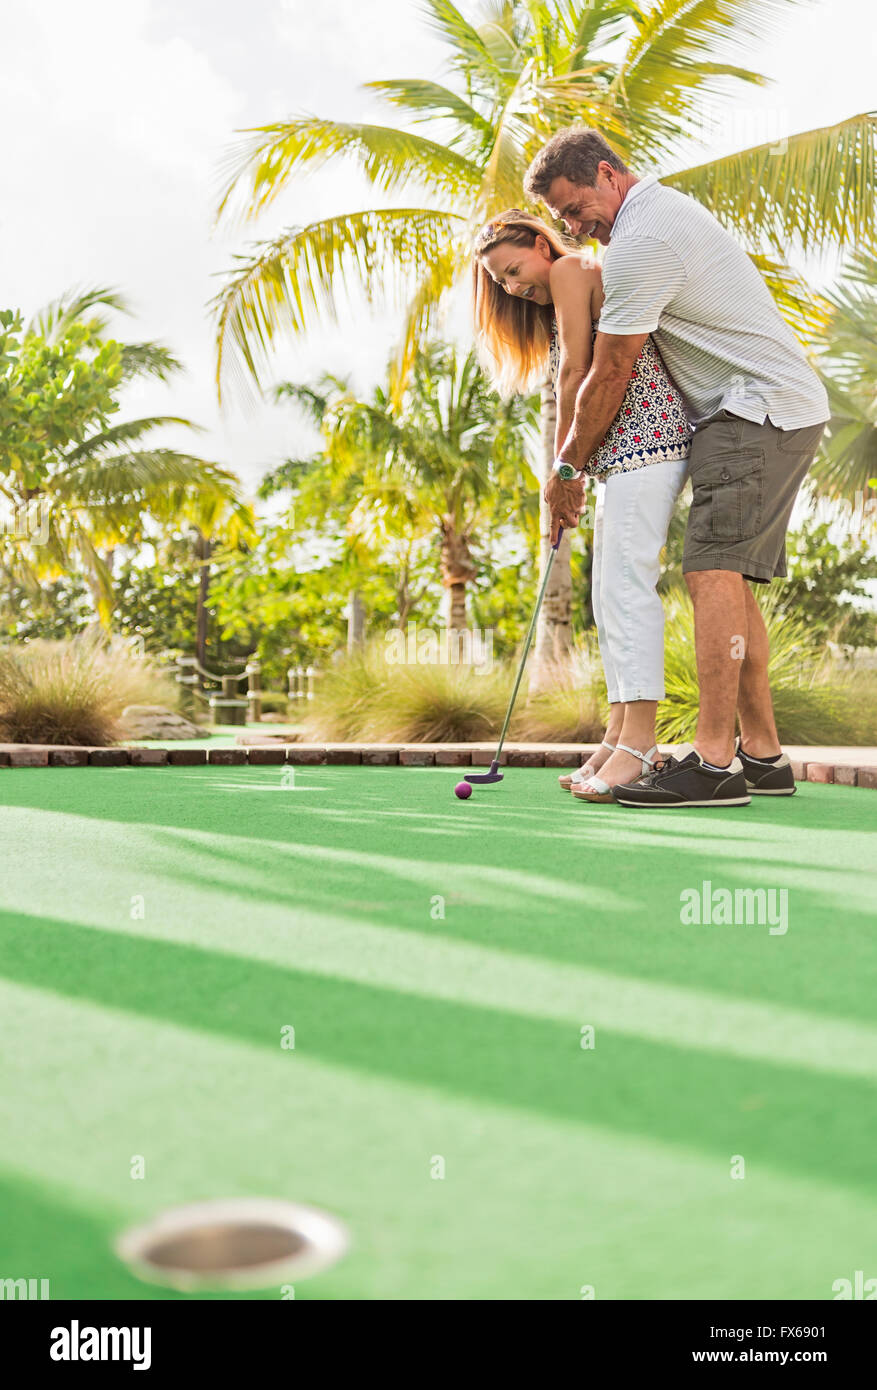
[{"x1": 640, "y1": 754, "x2": 677, "y2": 784}]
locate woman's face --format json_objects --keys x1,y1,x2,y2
[{"x1": 482, "y1": 234, "x2": 553, "y2": 305}]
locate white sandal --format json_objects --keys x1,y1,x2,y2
[
  {"x1": 571, "y1": 743, "x2": 659, "y2": 803},
  {"x1": 558, "y1": 741, "x2": 616, "y2": 791}
]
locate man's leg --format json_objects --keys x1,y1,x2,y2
[
  {"x1": 684, "y1": 569, "x2": 746, "y2": 767},
  {"x1": 737, "y1": 582, "x2": 781, "y2": 758}
]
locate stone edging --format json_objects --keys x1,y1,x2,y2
[{"x1": 0, "y1": 743, "x2": 874, "y2": 787}]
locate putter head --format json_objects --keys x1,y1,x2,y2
[{"x1": 464, "y1": 760, "x2": 503, "y2": 785}]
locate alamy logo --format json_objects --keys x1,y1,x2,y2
[
  {"x1": 0, "y1": 1276, "x2": 50, "y2": 1299},
  {"x1": 384, "y1": 622, "x2": 493, "y2": 674},
  {"x1": 0, "y1": 498, "x2": 51, "y2": 544},
  {"x1": 832, "y1": 1271, "x2": 877, "y2": 1299},
  {"x1": 679, "y1": 881, "x2": 789, "y2": 935},
  {"x1": 50, "y1": 1321, "x2": 152, "y2": 1370}
]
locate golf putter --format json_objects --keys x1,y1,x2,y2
[{"x1": 465, "y1": 526, "x2": 564, "y2": 786}]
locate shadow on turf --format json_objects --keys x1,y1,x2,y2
[
  {"x1": 145, "y1": 823, "x2": 877, "y2": 1027},
  {"x1": 1, "y1": 912, "x2": 875, "y2": 1200},
  {"x1": 1, "y1": 767, "x2": 873, "y2": 1022}
]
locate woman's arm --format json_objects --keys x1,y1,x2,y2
[{"x1": 549, "y1": 257, "x2": 602, "y2": 458}]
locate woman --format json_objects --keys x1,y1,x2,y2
[{"x1": 473, "y1": 210, "x2": 691, "y2": 800}]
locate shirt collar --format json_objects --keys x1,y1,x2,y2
[{"x1": 613, "y1": 174, "x2": 658, "y2": 227}]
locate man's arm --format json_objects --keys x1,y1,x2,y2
[
  {"x1": 561, "y1": 330, "x2": 648, "y2": 470},
  {"x1": 555, "y1": 362, "x2": 586, "y2": 458},
  {"x1": 544, "y1": 330, "x2": 647, "y2": 544}
]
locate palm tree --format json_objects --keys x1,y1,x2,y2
[
  {"x1": 265, "y1": 341, "x2": 539, "y2": 631},
  {"x1": 212, "y1": 0, "x2": 877, "y2": 655},
  {"x1": 2, "y1": 287, "x2": 253, "y2": 627},
  {"x1": 808, "y1": 245, "x2": 877, "y2": 504}
]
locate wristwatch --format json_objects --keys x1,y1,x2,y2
[{"x1": 553, "y1": 458, "x2": 578, "y2": 480}]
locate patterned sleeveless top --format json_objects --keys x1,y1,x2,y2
[{"x1": 548, "y1": 318, "x2": 691, "y2": 476}]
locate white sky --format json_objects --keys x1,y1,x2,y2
[{"x1": 1, "y1": 0, "x2": 875, "y2": 499}]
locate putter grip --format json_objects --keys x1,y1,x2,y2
[{"x1": 552, "y1": 525, "x2": 564, "y2": 551}]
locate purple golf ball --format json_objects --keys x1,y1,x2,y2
[{"x1": 454, "y1": 781, "x2": 472, "y2": 800}]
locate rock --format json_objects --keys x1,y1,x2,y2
[{"x1": 118, "y1": 705, "x2": 201, "y2": 740}]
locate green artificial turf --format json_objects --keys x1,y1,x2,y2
[{"x1": 0, "y1": 765, "x2": 875, "y2": 1299}]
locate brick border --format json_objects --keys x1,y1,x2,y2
[{"x1": 0, "y1": 743, "x2": 874, "y2": 786}]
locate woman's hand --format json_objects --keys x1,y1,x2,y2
[{"x1": 544, "y1": 470, "x2": 587, "y2": 546}]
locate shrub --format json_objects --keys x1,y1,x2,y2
[
  {"x1": 658, "y1": 594, "x2": 877, "y2": 746},
  {"x1": 258, "y1": 692, "x2": 290, "y2": 716},
  {"x1": 302, "y1": 641, "x2": 514, "y2": 743},
  {"x1": 0, "y1": 630, "x2": 180, "y2": 745},
  {"x1": 512, "y1": 641, "x2": 607, "y2": 743},
  {"x1": 299, "y1": 602, "x2": 877, "y2": 748}
]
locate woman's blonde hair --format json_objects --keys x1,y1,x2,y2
[{"x1": 472, "y1": 208, "x2": 576, "y2": 397}]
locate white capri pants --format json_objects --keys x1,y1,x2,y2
[{"x1": 591, "y1": 457, "x2": 689, "y2": 704}]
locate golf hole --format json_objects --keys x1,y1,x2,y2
[{"x1": 115, "y1": 1198, "x2": 349, "y2": 1292}]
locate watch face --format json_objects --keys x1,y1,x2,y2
[{"x1": 558, "y1": 463, "x2": 576, "y2": 480}]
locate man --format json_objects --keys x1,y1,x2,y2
[{"x1": 523, "y1": 128, "x2": 829, "y2": 809}]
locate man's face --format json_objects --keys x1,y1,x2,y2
[{"x1": 543, "y1": 165, "x2": 624, "y2": 246}]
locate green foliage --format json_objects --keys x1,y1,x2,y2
[
  {"x1": 301, "y1": 595, "x2": 877, "y2": 747},
  {"x1": 207, "y1": 511, "x2": 429, "y2": 684},
  {"x1": 258, "y1": 341, "x2": 540, "y2": 638},
  {"x1": 659, "y1": 594, "x2": 877, "y2": 746},
  {"x1": 0, "y1": 307, "x2": 121, "y2": 488},
  {"x1": 0, "y1": 630, "x2": 179, "y2": 745},
  {"x1": 780, "y1": 516, "x2": 877, "y2": 648},
  {"x1": 258, "y1": 692, "x2": 290, "y2": 715},
  {"x1": 0, "y1": 571, "x2": 94, "y2": 641},
  {"x1": 811, "y1": 246, "x2": 877, "y2": 501},
  {"x1": 111, "y1": 546, "x2": 200, "y2": 654},
  {"x1": 301, "y1": 641, "x2": 515, "y2": 742},
  {"x1": 0, "y1": 293, "x2": 249, "y2": 629}
]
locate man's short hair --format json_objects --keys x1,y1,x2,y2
[{"x1": 524, "y1": 128, "x2": 628, "y2": 203}]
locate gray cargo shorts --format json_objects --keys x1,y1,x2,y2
[{"x1": 682, "y1": 409, "x2": 826, "y2": 582}]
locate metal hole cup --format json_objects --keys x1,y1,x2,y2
[{"x1": 115, "y1": 1198, "x2": 349, "y2": 1292}]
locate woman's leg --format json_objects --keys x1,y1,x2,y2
[
  {"x1": 586, "y1": 458, "x2": 687, "y2": 788},
  {"x1": 571, "y1": 481, "x2": 622, "y2": 780},
  {"x1": 591, "y1": 480, "x2": 624, "y2": 750}
]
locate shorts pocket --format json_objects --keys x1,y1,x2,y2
[
  {"x1": 775, "y1": 422, "x2": 825, "y2": 456},
  {"x1": 690, "y1": 450, "x2": 764, "y2": 543}
]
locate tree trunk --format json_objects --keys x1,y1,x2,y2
[
  {"x1": 531, "y1": 383, "x2": 573, "y2": 689},
  {"x1": 439, "y1": 517, "x2": 477, "y2": 632},
  {"x1": 445, "y1": 581, "x2": 468, "y2": 632},
  {"x1": 347, "y1": 589, "x2": 366, "y2": 651},
  {"x1": 396, "y1": 565, "x2": 415, "y2": 629},
  {"x1": 194, "y1": 529, "x2": 212, "y2": 684}
]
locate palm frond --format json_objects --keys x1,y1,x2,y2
[
  {"x1": 547, "y1": 0, "x2": 634, "y2": 63},
  {"x1": 117, "y1": 342, "x2": 185, "y2": 386},
  {"x1": 666, "y1": 111, "x2": 877, "y2": 255},
  {"x1": 216, "y1": 118, "x2": 478, "y2": 226},
  {"x1": 811, "y1": 244, "x2": 877, "y2": 388},
  {"x1": 61, "y1": 416, "x2": 202, "y2": 465},
  {"x1": 611, "y1": 0, "x2": 786, "y2": 156},
  {"x1": 422, "y1": 0, "x2": 503, "y2": 90},
  {"x1": 363, "y1": 78, "x2": 494, "y2": 145},
  {"x1": 393, "y1": 240, "x2": 470, "y2": 398},
  {"x1": 210, "y1": 207, "x2": 464, "y2": 402},
  {"x1": 809, "y1": 378, "x2": 877, "y2": 501},
  {"x1": 53, "y1": 451, "x2": 241, "y2": 508},
  {"x1": 749, "y1": 253, "x2": 833, "y2": 342},
  {"x1": 29, "y1": 285, "x2": 131, "y2": 342},
  {"x1": 619, "y1": 0, "x2": 784, "y2": 85},
  {"x1": 70, "y1": 523, "x2": 116, "y2": 624}
]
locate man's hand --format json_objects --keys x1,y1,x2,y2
[{"x1": 544, "y1": 470, "x2": 586, "y2": 546}]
